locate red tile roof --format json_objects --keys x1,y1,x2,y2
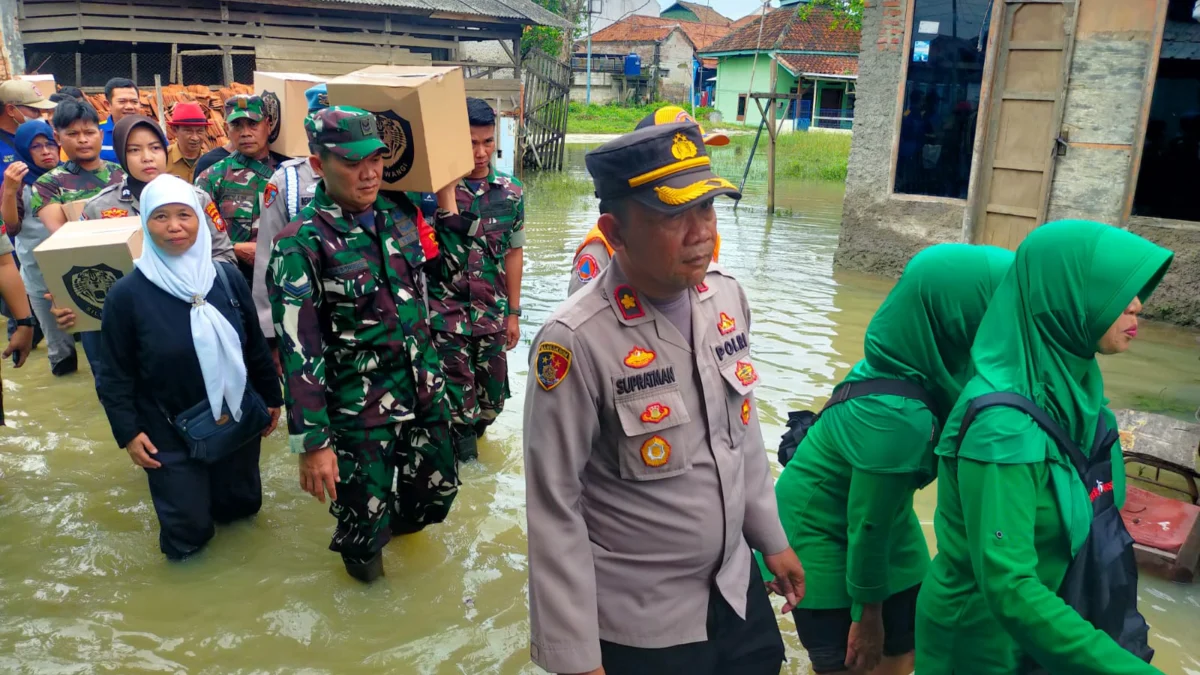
[
  {"x1": 730, "y1": 13, "x2": 760, "y2": 30},
  {"x1": 700, "y1": 5, "x2": 860, "y2": 55},
  {"x1": 777, "y1": 54, "x2": 858, "y2": 77},
  {"x1": 667, "y1": 1, "x2": 732, "y2": 26},
  {"x1": 589, "y1": 15, "x2": 732, "y2": 51}
]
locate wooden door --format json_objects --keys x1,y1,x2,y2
[{"x1": 972, "y1": 0, "x2": 1079, "y2": 248}]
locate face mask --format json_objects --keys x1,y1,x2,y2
[{"x1": 10, "y1": 108, "x2": 30, "y2": 126}]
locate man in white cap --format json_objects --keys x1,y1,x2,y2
[{"x1": 0, "y1": 80, "x2": 56, "y2": 178}]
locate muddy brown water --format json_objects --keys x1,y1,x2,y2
[{"x1": 1, "y1": 144, "x2": 1198, "y2": 674}]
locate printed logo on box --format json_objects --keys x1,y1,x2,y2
[
  {"x1": 262, "y1": 90, "x2": 282, "y2": 144},
  {"x1": 374, "y1": 110, "x2": 416, "y2": 183},
  {"x1": 63, "y1": 264, "x2": 124, "y2": 319}
]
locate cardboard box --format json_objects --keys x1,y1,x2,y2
[
  {"x1": 18, "y1": 74, "x2": 57, "y2": 101},
  {"x1": 61, "y1": 199, "x2": 89, "y2": 223},
  {"x1": 254, "y1": 71, "x2": 325, "y2": 158},
  {"x1": 326, "y1": 66, "x2": 472, "y2": 192},
  {"x1": 33, "y1": 218, "x2": 143, "y2": 333}
]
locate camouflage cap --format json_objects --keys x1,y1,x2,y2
[
  {"x1": 304, "y1": 105, "x2": 387, "y2": 161},
  {"x1": 224, "y1": 95, "x2": 265, "y2": 123}
]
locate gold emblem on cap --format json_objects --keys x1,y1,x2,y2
[
  {"x1": 671, "y1": 133, "x2": 698, "y2": 161},
  {"x1": 237, "y1": 97, "x2": 248, "y2": 110}
]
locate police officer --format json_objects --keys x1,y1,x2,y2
[
  {"x1": 84, "y1": 115, "x2": 235, "y2": 266},
  {"x1": 567, "y1": 106, "x2": 726, "y2": 297},
  {"x1": 251, "y1": 84, "x2": 327, "y2": 339},
  {"x1": 524, "y1": 122, "x2": 805, "y2": 675},
  {"x1": 195, "y1": 95, "x2": 288, "y2": 283},
  {"x1": 429, "y1": 98, "x2": 525, "y2": 461},
  {"x1": 267, "y1": 106, "x2": 462, "y2": 583}
]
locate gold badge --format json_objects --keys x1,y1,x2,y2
[
  {"x1": 718, "y1": 312, "x2": 736, "y2": 335},
  {"x1": 735, "y1": 360, "x2": 758, "y2": 387},
  {"x1": 741, "y1": 399, "x2": 751, "y2": 426},
  {"x1": 101, "y1": 208, "x2": 128, "y2": 219},
  {"x1": 624, "y1": 346, "x2": 656, "y2": 369},
  {"x1": 671, "y1": 132, "x2": 698, "y2": 160},
  {"x1": 641, "y1": 435, "x2": 671, "y2": 467},
  {"x1": 640, "y1": 403, "x2": 671, "y2": 424}
]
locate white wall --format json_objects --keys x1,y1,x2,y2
[{"x1": 590, "y1": 0, "x2": 661, "y2": 32}]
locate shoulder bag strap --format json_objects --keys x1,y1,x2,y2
[{"x1": 958, "y1": 392, "x2": 1089, "y2": 477}]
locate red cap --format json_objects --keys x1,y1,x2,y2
[{"x1": 169, "y1": 101, "x2": 208, "y2": 127}]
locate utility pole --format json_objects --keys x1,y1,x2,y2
[
  {"x1": 0, "y1": 0, "x2": 26, "y2": 79},
  {"x1": 586, "y1": 3, "x2": 593, "y2": 105},
  {"x1": 766, "y1": 54, "x2": 778, "y2": 214}
]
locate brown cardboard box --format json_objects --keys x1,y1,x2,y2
[
  {"x1": 61, "y1": 199, "x2": 89, "y2": 223},
  {"x1": 33, "y1": 218, "x2": 143, "y2": 333},
  {"x1": 326, "y1": 66, "x2": 473, "y2": 192},
  {"x1": 18, "y1": 74, "x2": 57, "y2": 101},
  {"x1": 254, "y1": 71, "x2": 325, "y2": 158}
]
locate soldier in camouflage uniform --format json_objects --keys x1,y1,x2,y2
[
  {"x1": 267, "y1": 106, "x2": 465, "y2": 583},
  {"x1": 429, "y1": 98, "x2": 525, "y2": 461},
  {"x1": 252, "y1": 84, "x2": 327, "y2": 339},
  {"x1": 195, "y1": 95, "x2": 287, "y2": 284}
]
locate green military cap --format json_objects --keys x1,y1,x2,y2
[
  {"x1": 585, "y1": 121, "x2": 741, "y2": 216},
  {"x1": 224, "y1": 94, "x2": 265, "y2": 123},
  {"x1": 305, "y1": 105, "x2": 387, "y2": 161}
]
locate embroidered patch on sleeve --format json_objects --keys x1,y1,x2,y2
[
  {"x1": 576, "y1": 253, "x2": 600, "y2": 284},
  {"x1": 263, "y1": 183, "x2": 279, "y2": 208},
  {"x1": 205, "y1": 201, "x2": 228, "y2": 232},
  {"x1": 535, "y1": 342, "x2": 572, "y2": 391}
]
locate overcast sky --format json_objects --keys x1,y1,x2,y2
[{"x1": 657, "y1": 0, "x2": 769, "y2": 22}]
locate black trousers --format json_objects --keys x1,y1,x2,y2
[
  {"x1": 145, "y1": 437, "x2": 263, "y2": 560},
  {"x1": 600, "y1": 562, "x2": 786, "y2": 675}
]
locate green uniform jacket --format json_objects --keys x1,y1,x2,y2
[
  {"x1": 776, "y1": 244, "x2": 1012, "y2": 620},
  {"x1": 915, "y1": 220, "x2": 1174, "y2": 675}
]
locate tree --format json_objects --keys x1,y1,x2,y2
[
  {"x1": 797, "y1": 0, "x2": 865, "y2": 31},
  {"x1": 520, "y1": 0, "x2": 587, "y2": 59}
]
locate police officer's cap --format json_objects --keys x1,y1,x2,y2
[{"x1": 585, "y1": 122, "x2": 741, "y2": 217}]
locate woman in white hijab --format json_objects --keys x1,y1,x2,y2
[{"x1": 97, "y1": 174, "x2": 282, "y2": 560}]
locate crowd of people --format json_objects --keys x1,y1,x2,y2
[{"x1": 0, "y1": 73, "x2": 1181, "y2": 675}]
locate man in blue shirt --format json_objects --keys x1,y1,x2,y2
[
  {"x1": 0, "y1": 80, "x2": 56, "y2": 176},
  {"x1": 98, "y1": 78, "x2": 141, "y2": 163}
]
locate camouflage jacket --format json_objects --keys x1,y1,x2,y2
[
  {"x1": 268, "y1": 183, "x2": 467, "y2": 454},
  {"x1": 30, "y1": 161, "x2": 125, "y2": 214},
  {"x1": 426, "y1": 169, "x2": 525, "y2": 336},
  {"x1": 194, "y1": 151, "x2": 283, "y2": 244}
]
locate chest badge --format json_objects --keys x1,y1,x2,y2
[
  {"x1": 640, "y1": 403, "x2": 671, "y2": 424},
  {"x1": 624, "y1": 346, "x2": 656, "y2": 369},
  {"x1": 640, "y1": 435, "x2": 671, "y2": 467},
  {"x1": 735, "y1": 360, "x2": 758, "y2": 387},
  {"x1": 718, "y1": 312, "x2": 736, "y2": 335},
  {"x1": 263, "y1": 183, "x2": 279, "y2": 208},
  {"x1": 576, "y1": 253, "x2": 600, "y2": 284},
  {"x1": 535, "y1": 341, "x2": 573, "y2": 392},
  {"x1": 614, "y1": 284, "x2": 645, "y2": 320},
  {"x1": 100, "y1": 207, "x2": 128, "y2": 219},
  {"x1": 741, "y1": 399, "x2": 751, "y2": 425}
]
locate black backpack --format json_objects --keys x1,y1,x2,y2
[{"x1": 777, "y1": 379, "x2": 940, "y2": 467}]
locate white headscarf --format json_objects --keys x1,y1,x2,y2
[{"x1": 135, "y1": 175, "x2": 247, "y2": 421}]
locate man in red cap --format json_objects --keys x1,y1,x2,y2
[{"x1": 165, "y1": 101, "x2": 208, "y2": 183}]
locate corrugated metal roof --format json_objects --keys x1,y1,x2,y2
[{"x1": 297, "y1": 0, "x2": 571, "y2": 28}]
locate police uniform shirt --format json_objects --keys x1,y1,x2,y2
[
  {"x1": 82, "y1": 180, "x2": 237, "y2": 265},
  {"x1": 568, "y1": 239, "x2": 611, "y2": 297},
  {"x1": 522, "y1": 260, "x2": 789, "y2": 674},
  {"x1": 252, "y1": 158, "x2": 319, "y2": 336}
]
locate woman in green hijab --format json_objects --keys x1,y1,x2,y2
[
  {"x1": 775, "y1": 243, "x2": 1013, "y2": 675},
  {"x1": 914, "y1": 220, "x2": 1172, "y2": 674}
]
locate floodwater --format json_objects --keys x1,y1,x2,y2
[{"x1": 1, "y1": 142, "x2": 1199, "y2": 675}]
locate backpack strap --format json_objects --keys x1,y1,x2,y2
[
  {"x1": 957, "y1": 392, "x2": 1088, "y2": 477},
  {"x1": 213, "y1": 262, "x2": 240, "y2": 309},
  {"x1": 823, "y1": 378, "x2": 941, "y2": 420}
]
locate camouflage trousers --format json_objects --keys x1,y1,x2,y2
[
  {"x1": 327, "y1": 422, "x2": 459, "y2": 564},
  {"x1": 433, "y1": 330, "x2": 509, "y2": 427}
]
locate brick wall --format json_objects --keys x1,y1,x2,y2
[{"x1": 870, "y1": 0, "x2": 905, "y2": 51}]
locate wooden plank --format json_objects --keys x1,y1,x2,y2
[
  {"x1": 255, "y1": 43, "x2": 428, "y2": 64},
  {"x1": 1000, "y1": 91, "x2": 1058, "y2": 101},
  {"x1": 1124, "y1": 0, "x2": 1171, "y2": 223},
  {"x1": 888, "y1": 0, "x2": 919, "y2": 195},
  {"x1": 986, "y1": 203, "x2": 1039, "y2": 218},
  {"x1": 1008, "y1": 40, "x2": 1066, "y2": 50}
]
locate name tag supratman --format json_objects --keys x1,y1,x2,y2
[{"x1": 616, "y1": 367, "x2": 676, "y2": 395}]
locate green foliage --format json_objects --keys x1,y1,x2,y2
[
  {"x1": 567, "y1": 102, "x2": 719, "y2": 134},
  {"x1": 796, "y1": 0, "x2": 865, "y2": 31},
  {"x1": 522, "y1": 0, "x2": 567, "y2": 57}
]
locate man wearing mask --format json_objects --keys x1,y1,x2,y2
[
  {"x1": 267, "y1": 106, "x2": 461, "y2": 583},
  {"x1": 252, "y1": 83, "x2": 327, "y2": 344},
  {"x1": 165, "y1": 102, "x2": 210, "y2": 183},
  {"x1": 195, "y1": 95, "x2": 287, "y2": 284},
  {"x1": 98, "y1": 78, "x2": 140, "y2": 163},
  {"x1": 0, "y1": 81, "x2": 56, "y2": 176},
  {"x1": 427, "y1": 97, "x2": 524, "y2": 461},
  {"x1": 523, "y1": 122, "x2": 805, "y2": 675}
]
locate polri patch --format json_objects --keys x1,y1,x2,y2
[
  {"x1": 718, "y1": 312, "x2": 736, "y2": 335},
  {"x1": 205, "y1": 201, "x2": 228, "y2": 232},
  {"x1": 263, "y1": 183, "x2": 279, "y2": 208},
  {"x1": 741, "y1": 399, "x2": 751, "y2": 426},
  {"x1": 641, "y1": 435, "x2": 671, "y2": 467},
  {"x1": 614, "y1": 284, "x2": 644, "y2": 320},
  {"x1": 100, "y1": 207, "x2": 128, "y2": 219},
  {"x1": 640, "y1": 402, "x2": 671, "y2": 424},
  {"x1": 576, "y1": 253, "x2": 600, "y2": 284},
  {"x1": 623, "y1": 346, "x2": 656, "y2": 369},
  {"x1": 536, "y1": 342, "x2": 572, "y2": 391},
  {"x1": 735, "y1": 360, "x2": 758, "y2": 387}
]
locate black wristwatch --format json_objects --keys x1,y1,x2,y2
[
  {"x1": 13, "y1": 316, "x2": 35, "y2": 328},
  {"x1": 507, "y1": 306, "x2": 522, "y2": 318}
]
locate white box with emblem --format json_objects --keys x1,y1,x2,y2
[{"x1": 33, "y1": 217, "x2": 143, "y2": 333}]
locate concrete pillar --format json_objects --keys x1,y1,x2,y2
[{"x1": 0, "y1": 0, "x2": 25, "y2": 78}]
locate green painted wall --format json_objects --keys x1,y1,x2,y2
[
  {"x1": 660, "y1": 6, "x2": 699, "y2": 22},
  {"x1": 712, "y1": 55, "x2": 797, "y2": 127}
]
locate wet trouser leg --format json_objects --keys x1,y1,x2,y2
[
  {"x1": 434, "y1": 331, "x2": 476, "y2": 427},
  {"x1": 474, "y1": 331, "x2": 509, "y2": 429},
  {"x1": 328, "y1": 423, "x2": 460, "y2": 565},
  {"x1": 599, "y1": 561, "x2": 785, "y2": 675},
  {"x1": 145, "y1": 443, "x2": 216, "y2": 560},
  {"x1": 28, "y1": 291, "x2": 76, "y2": 371},
  {"x1": 79, "y1": 330, "x2": 108, "y2": 388},
  {"x1": 209, "y1": 439, "x2": 263, "y2": 524}
]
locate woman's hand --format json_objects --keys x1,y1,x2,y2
[
  {"x1": 262, "y1": 406, "x2": 281, "y2": 437},
  {"x1": 126, "y1": 432, "x2": 162, "y2": 469},
  {"x1": 45, "y1": 293, "x2": 76, "y2": 330},
  {"x1": 3, "y1": 162, "x2": 27, "y2": 194},
  {"x1": 845, "y1": 605, "x2": 885, "y2": 672}
]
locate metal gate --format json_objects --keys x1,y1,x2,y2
[{"x1": 521, "y1": 47, "x2": 570, "y2": 171}]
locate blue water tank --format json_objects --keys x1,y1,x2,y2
[{"x1": 624, "y1": 52, "x2": 642, "y2": 77}]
